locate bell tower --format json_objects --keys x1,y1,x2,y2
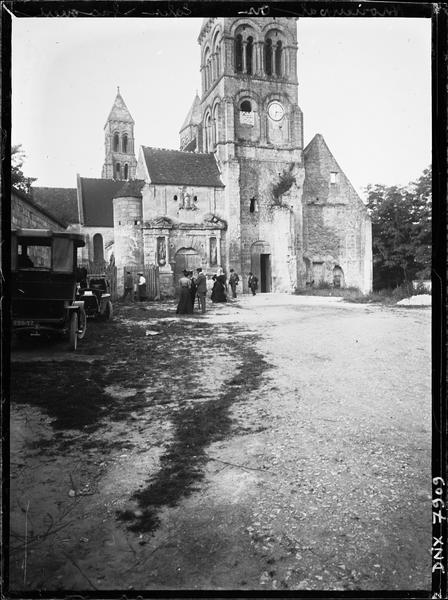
[
  {"x1": 197, "y1": 18, "x2": 306, "y2": 292},
  {"x1": 102, "y1": 87, "x2": 137, "y2": 180}
]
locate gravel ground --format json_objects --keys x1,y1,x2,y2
[{"x1": 9, "y1": 294, "x2": 431, "y2": 592}]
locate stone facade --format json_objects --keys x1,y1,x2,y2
[
  {"x1": 67, "y1": 224, "x2": 115, "y2": 267},
  {"x1": 24, "y1": 18, "x2": 372, "y2": 296},
  {"x1": 183, "y1": 16, "x2": 371, "y2": 293}
]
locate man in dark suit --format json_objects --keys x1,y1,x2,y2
[
  {"x1": 196, "y1": 268, "x2": 207, "y2": 313},
  {"x1": 248, "y1": 272, "x2": 258, "y2": 296}
]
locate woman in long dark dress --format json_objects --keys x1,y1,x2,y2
[
  {"x1": 211, "y1": 274, "x2": 227, "y2": 303},
  {"x1": 176, "y1": 270, "x2": 193, "y2": 314}
]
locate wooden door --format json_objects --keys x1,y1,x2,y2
[{"x1": 174, "y1": 248, "x2": 201, "y2": 292}]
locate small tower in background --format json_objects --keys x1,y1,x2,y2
[{"x1": 102, "y1": 87, "x2": 137, "y2": 180}]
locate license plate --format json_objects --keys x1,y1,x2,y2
[{"x1": 13, "y1": 320, "x2": 35, "y2": 327}]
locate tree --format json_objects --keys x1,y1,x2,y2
[
  {"x1": 366, "y1": 166, "x2": 431, "y2": 289},
  {"x1": 11, "y1": 144, "x2": 37, "y2": 192}
]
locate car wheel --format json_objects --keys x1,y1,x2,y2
[
  {"x1": 104, "y1": 300, "x2": 113, "y2": 321},
  {"x1": 69, "y1": 312, "x2": 78, "y2": 351},
  {"x1": 78, "y1": 306, "x2": 87, "y2": 339}
]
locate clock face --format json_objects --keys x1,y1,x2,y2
[{"x1": 268, "y1": 101, "x2": 285, "y2": 121}]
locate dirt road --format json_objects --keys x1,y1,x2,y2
[{"x1": 9, "y1": 294, "x2": 431, "y2": 591}]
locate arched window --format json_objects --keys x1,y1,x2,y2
[
  {"x1": 216, "y1": 45, "x2": 221, "y2": 77},
  {"x1": 204, "y1": 114, "x2": 212, "y2": 152},
  {"x1": 264, "y1": 38, "x2": 272, "y2": 76},
  {"x1": 213, "y1": 31, "x2": 221, "y2": 78},
  {"x1": 275, "y1": 41, "x2": 282, "y2": 76},
  {"x1": 115, "y1": 162, "x2": 121, "y2": 179},
  {"x1": 204, "y1": 48, "x2": 210, "y2": 89},
  {"x1": 122, "y1": 134, "x2": 128, "y2": 153},
  {"x1": 246, "y1": 36, "x2": 253, "y2": 75},
  {"x1": 124, "y1": 164, "x2": 129, "y2": 180},
  {"x1": 240, "y1": 100, "x2": 252, "y2": 112},
  {"x1": 235, "y1": 34, "x2": 243, "y2": 73},
  {"x1": 113, "y1": 132, "x2": 119, "y2": 152},
  {"x1": 213, "y1": 105, "x2": 219, "y2": 146},
  {"x1": 93, "y1": 233, "x2": 104, "y2": 264}
]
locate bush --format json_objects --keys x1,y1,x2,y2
[{"x1": 344, "y1": 282, "x2": 429, "y2": 305}]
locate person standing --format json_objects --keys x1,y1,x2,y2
[
  {"x1": 176, "y1": 270, "x2": 193, "y2": 314},
  {"x1": 195, "y1": 267, "x2": 207, "y2": 314},
  {"x1": 229, "y1": 269, "x2": 240, "y2": 299},
  {"x1": 189, "y1": 271, "x2": 197, "y2": 311},
  {"x1": 123, "y1": 271, "x2": 134, "y2": 302},
  {"x1": 138, "y1": 272, "x2": 147, "y2": 301},
  {"x1": 248, "y1": 272, "x2": 258, "y2": 296},
  {"x1": 211, "y1": 273, "x2": 227, "y2": 303}
]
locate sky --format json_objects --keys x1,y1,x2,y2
[{"x1": 12, "y1": 16, "x2": 431, "y2": 198}]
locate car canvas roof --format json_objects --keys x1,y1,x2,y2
[{"x1": 12, "y1": 229, "x2": 85, "y2": 247}]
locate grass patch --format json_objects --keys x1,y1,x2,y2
[{"x1": 295, "y1": 282, "x2": 430, "y2": 305}]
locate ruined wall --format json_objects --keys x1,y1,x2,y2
[
  {"x1": 302, "y1": 134, "x2": 372, "y2": 293},
  {"x1": 237, "y1": 156, "x2": 305, "y2": 292},
  {"x1": 303, "y1": 204, "x2": 371, "y2": 292}
]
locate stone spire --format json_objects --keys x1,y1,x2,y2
[
  {"x1": 104, "y1": 87, "x2": 135, "y2": 128},
  {"x1": 102, "y1": 88, "x2": 137, "y2": 180}
]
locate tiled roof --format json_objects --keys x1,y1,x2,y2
[
  {"x1": 31, "y1": 186, "x2": 79, "y2": 226},
  {"x1": 113, "y1": 179, "x2": 145, "y2": 199},
  {"x1": 79, "y1": 178, "x2": 125, "y2": 227},
  {"x1": 141, "y1": 147, "x2": 224, "y2": 188}
]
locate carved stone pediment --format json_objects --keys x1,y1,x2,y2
[
  {"x1": 146, "y1": 216, "x2": 174, "y2": 229},
  {"x1": 202, "y1": 213, "x2": 227, "y2": 230}
]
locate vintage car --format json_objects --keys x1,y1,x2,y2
[
  {"x1": 11, "y1": 229, "x2": 87, "y2": 350},
  {"x1": 77, "y1": 274, "x2": 113, "y2": 320}
]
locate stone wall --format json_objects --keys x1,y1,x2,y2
[
  {"x1": 11, "y1": 190, "x2": 64, "y2": 231},
  {"x1": 141, "y1": 184, "x2": 226, "y2": 224},
  {"x1": 302, "y1": 134, "x2": 372, "y2": 293},
  {"x1": 236, "y1": 156, "x2": 305, "y2": 292},
  {"x1": 113, "y1": 196, "x2": 144, "y2": 293},
  {"x1": 303, "y1": 203, "x2": 372, "y2": 292}
]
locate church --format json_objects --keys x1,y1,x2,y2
[{"x1": 30, "y1": 17, "x2": 372, "y2": 295}]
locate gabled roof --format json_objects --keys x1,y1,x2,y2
[
  {"x1": 78, "y1": 178, "x2": 125, "y2": 227},
  {"x1": 141, "y1": 147, "x2": 224, "y2": 188},
  {"x1": 105, "y1": 87, "x2": 134, "y2": 127},
  {"x1": 30, "y1": 186, "x2": 79, "y2": 226},
  {"x1": 180, "y1": 93, "x2": 201, "y2": 132},
  {"x1": 303, "y1": 133, "x2": 363, "y2": 207}
]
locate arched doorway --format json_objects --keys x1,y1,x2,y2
[
  {"x1": 174, "y1": 248, "x2": 202, "y2": 289},
  {"x1": 93, "y1": 233, "x2": 104, "y2": 264},
  {"x1": 251, "y1": 241, "x2": 272, "y2": 292},
  {"x1": 333, "y1": 266, "x2": 345, "y2": 288}
]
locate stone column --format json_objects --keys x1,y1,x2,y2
[
  {"x1": 257, "y1": 42, "x2": 263, "y2": 75},
  {"x1": 200, "y1": 66, "x2": 205, "y2": 94},
  {"x1": 242, "y1": 41, "x2": 247, "y2": 73}
]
